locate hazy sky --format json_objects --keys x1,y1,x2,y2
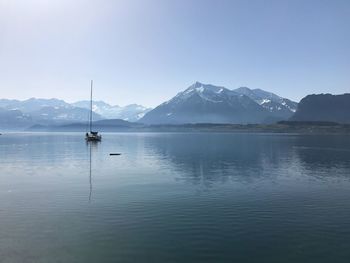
[{"x1": 1, "y1": 0, "x2": 349, "y2": 107}]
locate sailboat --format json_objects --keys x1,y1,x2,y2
[{"x1": 85, "y1": 80, "x2": 102, "y2": 142}]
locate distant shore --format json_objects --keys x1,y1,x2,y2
[
  {"x1": 0, "y1": 121, "x2": 345, "y2": 134},
  {"x1": 140, "y1": 122, "x2": 350, "y2": 134}
]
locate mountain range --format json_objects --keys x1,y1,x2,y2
[
  {"x1": 0, "y1": 98, "x2": 150, "y2": 129},
  {"x1": 72, "y1": 101, "x2": 151, "y2": 122},
  {"x1": 140, "y1": 82, "x2": 298, "y2": 124},
  {"x1": 2, "y1": 82, "x2": 349, "y2": 130}
]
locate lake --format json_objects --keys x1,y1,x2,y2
[{"x1": 1, "y1": 132, "x2": 350, "y2": 263}]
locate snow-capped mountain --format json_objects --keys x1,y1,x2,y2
[
  {"x1": 72, "y1": 100, "x2": 122, "y2": 119},
  {"x1": 140, "y1": 82, "x2": 298, "y2": 124},
  {"x1": 113, "y1": 104, "x2": 152, "y2": 122},
  {"x1": 0, "y1": 108, "x2": 33, "y2": 129},
  {"x1": 0, "y1": 98, "x2": 72, "y2": 112},
  {"x1": 29, "y1": 106, "x2": 102, "y2": 123},
  {"x1": 234, "y1": 87, "x2": 297, "y2": 115},
  {"x1": 0, "y1": 98, "x2": 150, "y2": 129},
  {"x1": 141, "y1": 82, "x2": 268, "y2": 124},
  {"x1": 72, "y1": 101, "x2": 151, "y2": 122},
  {"x1": 0, "y1": 98, "x2": 104, "y2": 129}
]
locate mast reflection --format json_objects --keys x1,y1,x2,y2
[{"x1": 87, "y1": 141, "x2": 99, "y2": 203}]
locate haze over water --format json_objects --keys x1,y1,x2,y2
[{"x1": 1, "y1": 132, "x2": 350, "y2": 262}]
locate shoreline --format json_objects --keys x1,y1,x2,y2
[{"x1": 1, "y1": 122, "x2": 350, "y2": 135}]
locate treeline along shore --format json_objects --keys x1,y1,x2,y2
[{"x1": 23, "y1": 121, "x2": 350, "y2": 134}]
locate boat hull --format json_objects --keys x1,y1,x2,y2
[{"x1": 85, "y1": 132, "x2": 102, "y2": 141}]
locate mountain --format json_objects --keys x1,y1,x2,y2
[
  {"x1": 290, "y1": 93, "x2": 350, "y2": 123},
  {"x1": 0, "y1": 98, "x2": 103, "y2": 129},
  {"x1": 0, "y1": 108, "x2": 33, "y2": 129},
  {"x1": 72, "y1": 100, "x2": 120, "y2": 118},
  {"x1": 0, "y1": 97, "x2": 149, "y2": 129},
  {"x1": 29, "y1": 106, "x2": 102, "y2": 124},
  {"x1": 0, "y1": 98, "x2": 71, "y2": 112},
  {"x1": 140, "y1": 82, "x2": 297, "y2": 124},
  {"x1": 72, "y1": 101, "x2": 151, "y2": 121},
  {"x1": 234, "y1": 87, "x2": 297, "y2": 117},
  {"x1": 114, "y1": 104, "x2": 151, "y2": 121}
]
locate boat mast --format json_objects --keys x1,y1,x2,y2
[{"x1": 90, "y1": 80, "x2": 93, "y2": 132}]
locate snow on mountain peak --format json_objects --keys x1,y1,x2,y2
[
  {"x1": 72, "y1": 100, "x2": 151, "y2": 121},
  {"x1": 196, "y1": 86, "x2": 205, "y2": 93},
  {"x1": 259, "y1": 99, "x2": 271, "y2": 105},
  {"x1": 184, "y1": 82, "x2": 228, "y2": 95}
]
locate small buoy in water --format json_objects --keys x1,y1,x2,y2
[{"x1": 110, "y1": 153, "x2": 121, "y2": 156}]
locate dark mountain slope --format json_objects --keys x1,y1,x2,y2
[{"x1": 290, "y1": 94, "x2": 350, "y2": 123}]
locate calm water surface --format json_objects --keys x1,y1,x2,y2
[{"x1": 1, "y1": 132, "x2": 350, "y2": 263}]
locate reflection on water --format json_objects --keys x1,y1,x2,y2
[
  {"x1": 144, "y1": 133, "x2": 296, "y2": 185},
  {"x1": 144, "y1": 133, "x2": 350, "y2": 185},
  {"x1": 87, "y1": 141, "x2": 100, "y2": 203},
  {"x1": 89, "y1": 143, "x2": 92, "y2": 202},
  {"x1": 292, "y1": 136, "x2": 350, "y2": 172},
  {"x1": 0, "y1": 132, "x2": 350, "y2": 263}
]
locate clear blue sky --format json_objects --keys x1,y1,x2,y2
[{"x1": 1, "y1": 0, "x2": 349, "y2": 107}]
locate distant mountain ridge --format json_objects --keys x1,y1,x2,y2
[
  {"x1": 0, "y1": 108, "x2": 33, "y2": 129},
  {"x1": 234, "y1": 87, "x2": 297, "y2": 115},
  {"x1": 140, "y1": 82, "x2": 298, "y2": 124},
  {"x1": 72, "y1": 101, "x2": 151, "y2": 122},
  {"x1": 0, "y1": 98, "x2": 71, "y2": 112},
  {"x1": 290, "y1": 93, "x2": 350, "y2": 123},
  {"x1": 0, "y1": 98, "x2": 101, "y2": 129},
  {"x1": 0, "y1": 98, "x2": 150, "y2": 129}
]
